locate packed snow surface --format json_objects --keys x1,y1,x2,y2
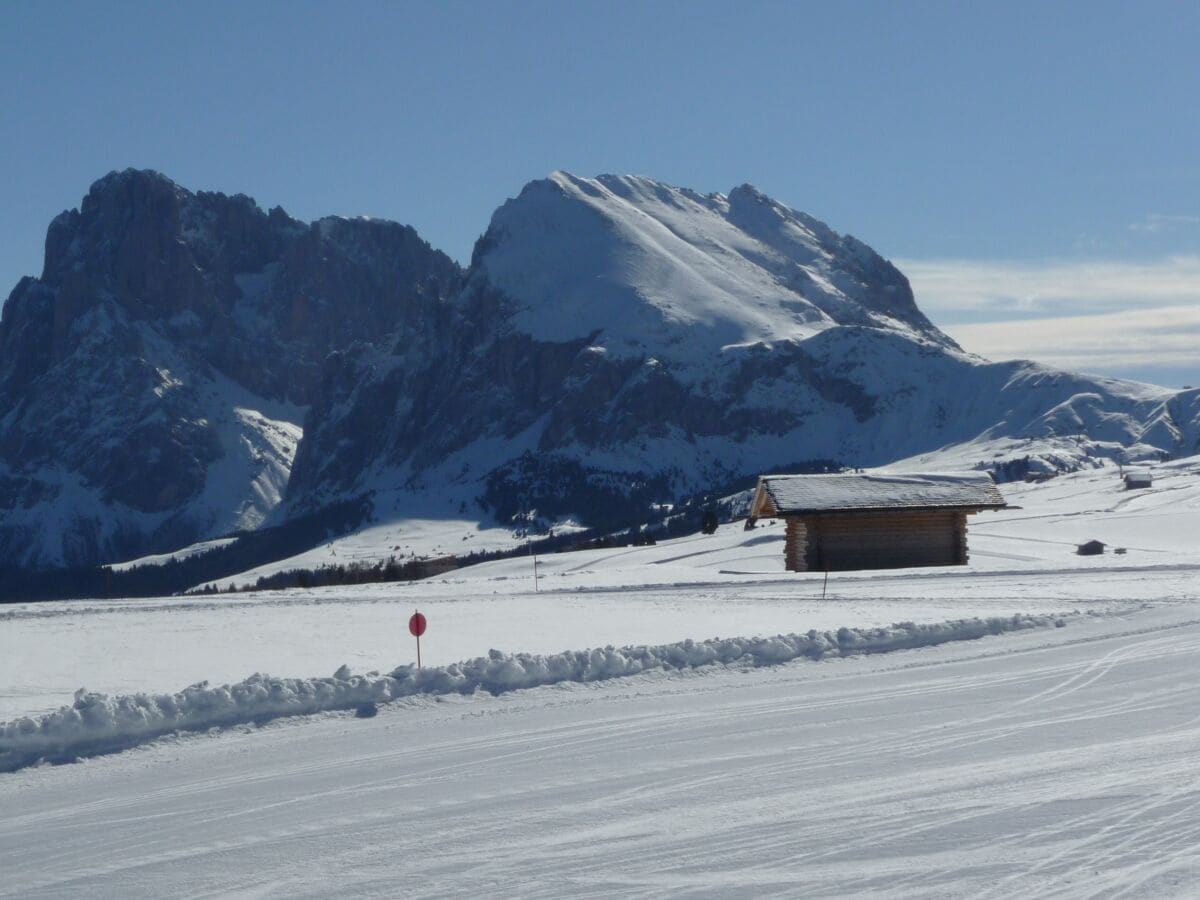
[
  {"x1": 2, "y1": 460, "x2": 1200, "y2": 896},
  {"x1": 0, "y1": 613, "x2": 1066, "y2": 772},
  {"x1": 3, "y1": 605, "x2": 1199, "y2": 897},
  {"x1": 4, "y1": 458, "x2": 1200, "y2": 721}
]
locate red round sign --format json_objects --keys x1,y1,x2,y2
[{"x1": 408, "y1": 612, "x2": 427, "y2": 637}]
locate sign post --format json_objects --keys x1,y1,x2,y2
[{"x1": 409, "y1": 611, "x2": 427, "y2": 669}]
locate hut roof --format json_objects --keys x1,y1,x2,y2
[{"x1": 752, "y1": 472, "x2": 1006, "y2": 516}]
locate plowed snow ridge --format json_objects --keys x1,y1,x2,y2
[{"x1": 0, "y1": 612, "x2": 1068, "y2": 771}]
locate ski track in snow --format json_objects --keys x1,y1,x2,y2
[
  {"x1": 0, "y1": 613, "x2": 1072, "y2": 773},
  {"x1": 3, "y1": 462, "x2": 1200, "y2": 896},
  {"x1": 2, "y1": 606, "x2": 1199, "y2": 898}
]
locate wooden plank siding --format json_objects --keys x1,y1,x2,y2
[
  {"x1": 784, "y1": 519, "x2": 807, "y2": 571},
  {"x1": 784, "y1": 510, "x2": 971, "y2": 572}
]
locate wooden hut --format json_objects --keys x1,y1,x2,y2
[
  {"x1": 1123, "y1": 470, "x2": 1152, "y2": 490},
  {"x1": 749, "y1": 472, "x2": 1006, "y2": 572}
]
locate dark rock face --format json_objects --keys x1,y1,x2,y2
[
  {"x1": 286, "y1": 174, "x2": 1200, "y2": 536},
  {"x1": 284, "y1": 176, "x2": 944, "y2": 524},
  {"x1": 0, "y1": 169, "x2": 461, "y2": 567},
  {"x1": 23, "y1": 170, "x2": 460, "y2": 405},
  {"x1": 6, "y1": 169, "x2": 1198, "y2": 568}
]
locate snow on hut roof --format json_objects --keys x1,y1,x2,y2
[{"x1": 754, "y1": 472, "x2": 1006, "y2": 515}]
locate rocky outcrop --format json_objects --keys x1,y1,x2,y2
[
  {"x1": 0, "y1": 170, "x2": 460, "y2": 567},
  {"x1": 286, "y1": 173, "x2": 1200, "y2": 534},
  {"x1": 5, "y1": 169, "x2": 1198, "y2": 567}
]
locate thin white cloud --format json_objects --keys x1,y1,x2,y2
[
  {"x1": 944, "y1": 305, "x2": 1200, "y2": 374},
  {"x1": 896, "y1": 255, "x2": 1200, "y2": 316},
  {"x1": 1128, "y1": 213, "x2": 1200, "y2": 234},
  {"x1": 895, "y1": 256, "x2": 1200, "y2": 384}
]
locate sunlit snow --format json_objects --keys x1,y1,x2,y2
[{"x1": 2, "y1": 459, "x2": 1199, "y2": 896}]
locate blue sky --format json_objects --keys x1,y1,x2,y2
[{"x1": 2, "y1": 1, "x2": 1198, "y2": 385}]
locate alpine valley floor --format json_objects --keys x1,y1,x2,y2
[{"x1": 2, "y1": 459, "x2": 1200, "y2": 897}]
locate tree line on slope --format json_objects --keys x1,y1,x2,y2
[
  {"x1": 0, "y1": 496, "x2": 372, "y2": 603},
  {"x1": 1, "y1": 458, "x2": 849, "y2": 603}
]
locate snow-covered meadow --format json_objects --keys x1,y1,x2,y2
[
  {"x1": 4, "y1": 460, "x2": 1195, "y2": 724},
  {"x1": 4, "y1": 458, "x2": 1197, "y2": 723},
  {"x1": 2, "y1": 457, "x2": 1199, "y2": 896}
]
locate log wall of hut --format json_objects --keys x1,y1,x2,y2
[{"x1": 783, "y1": 510, "x2": 969, "y2": 572}]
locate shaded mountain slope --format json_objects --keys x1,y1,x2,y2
[
  {"x1": 4, "y1": 169, "x2": 1197, "y2": 570},
  {"x1": 0, "y1": 170, "x2": 459, "y2": 567},
  {"x1": 287, "y1": 174, "x2": 1199, "y2": 533}
]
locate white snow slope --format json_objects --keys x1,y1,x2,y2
[
  {"x1": 481, "y1": 172, "x2": 939, "y2": 360},
  {"x1": 0, "y1": 612, "x2": 1070, "y2": 772},
  {"x1": 3, "y1": 606, "x2": 1198, "y2": 897},
  {"x1": 7, "y1": 459, "x2": 1199, "y2": 722},
  {"x1": 2, "y1": 460, "x2": 1200, "y2": 896}
]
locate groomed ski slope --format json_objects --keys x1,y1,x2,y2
[
  {"x1": 0, "y1": 612, "x2": 1072, "y2": 772},
  {"x1": 2, "y1": 604, "x2": 1198, "y2": 897},
  {"x1": 2, "y1": 459, "x2": 1199, "y2": 896}
]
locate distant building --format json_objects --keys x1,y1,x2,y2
[
  {"x1": 749, "y1": 472, "x2": 1006, "y2": 572},
  {"x1": 1124, "y1": 470, "x2": 1152, "y2": 490},
  {"x1": 1076, "y1": 540, "x2": 1106, "y2": 556},
  {"x1": 412, "y1": 555, "x2": 458, "y2": 578}
]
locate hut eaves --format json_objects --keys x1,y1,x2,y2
[{"x1": 752, "y1": 472, "x2": 1006, "y2": 517}]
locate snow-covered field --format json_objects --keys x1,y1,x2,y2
[
  {"x1": 4, "y1": 459, "x2": 1197, "y2": 722},
  {"x1": 2, "y1": 458, "x2": 1199, "y2": 896},
  {"x1": 4, "y1": 604, "x2": 1199, "y2": 897}
]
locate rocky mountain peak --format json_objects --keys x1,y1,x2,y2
[
  {"x1": 290, "y1": 171, "x2": 1198, "y2": 543},
  {"x1": 470, "y1": 171, "x2": 951, "y2": 365},
  {"x1": 0, "y1": 170, "x2": 462, "y2": 567},
  {"x1": 4, "y1": 168, "x2": 1197, "y2": 576}
]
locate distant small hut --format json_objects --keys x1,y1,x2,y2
[
  {"x1": 1123, "y1": 470, "x2": 1152, "y2": 490},
  {"x1": 411, "y1": 555, "x2": 459, "y2": 578},
  {"x1": 749, "y1": 472, "x2": 1006, "y2": 572},
  {"x1": 1076, "y1": 540, "x2": 1106, "y2": 556}
]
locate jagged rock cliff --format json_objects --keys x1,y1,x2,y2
[
  {"x1": 0, "y1": 169, "x2": 460, "y2": 567},
  {"x1": 4, "y1": 169, "x2": 1198, "y2": 567},
  {"x1": 286, "y1": 173, "x2": 1200, "y2": 532}
]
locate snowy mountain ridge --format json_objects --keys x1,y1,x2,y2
[
  {"x1": 0, "y1": 169, "x2": 460, "y2": 567},
  {"x1": 477, "y1": 171, "x2": 949, "y2": 363},
  {"x1": 289, "y1": 171, "x2": 1199, "y2": 538},
  {"x1": 2, "y1": 168, "x2": 1198, "y2": 572}
]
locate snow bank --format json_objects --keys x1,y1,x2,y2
[{"x1": 0, "y1": 613, "x2": 1066, "y2": 771}]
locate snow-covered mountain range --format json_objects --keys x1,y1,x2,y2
[
  {"x1": 289, "y1": 172, "x2": 1200, "y2": 531},
  {"x1": 2, "y1": 169, "x2": 1197, "y2": 569}
]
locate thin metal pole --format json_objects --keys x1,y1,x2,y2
[
  {"x1": 822, "y1": 569, "x2": 829, "y2": 600},
  {"x1": 533, "y1": 553, "x2": 539, "y2": 592}
]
